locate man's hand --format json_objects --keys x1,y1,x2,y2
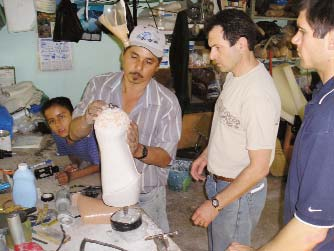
[
  {"x1": 191, "y1": 200, "x2": 219, "y2": 228},
  {"x1": 190, "y1": 151, "x2": 208, "y2": 181},
  {"x1": 226, "y1": 242, "x2": 255, "y2": 251},
  {"x1": 127, "y1": 121, "x2": 139, "y2": 155},
  {"x1": 84, "y1": 100, "x2": 108, "y2": 125}
]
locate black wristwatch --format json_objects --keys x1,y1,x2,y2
[
  {"x1": 137, "y1": 145, "x2": 148, "y2": 160},
  {"x1": 211, "y1": 197, "x2": 220, "y2": 209}
]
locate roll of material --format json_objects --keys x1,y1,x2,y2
[
  {"x1": 6, "y1": 212, "x2": 25, "y2": 245},
  {"x1": 41, "y1": 193, "x2": 54, "y2": 202}
]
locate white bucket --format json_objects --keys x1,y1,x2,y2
[{"x1": 0, "y1": 130, "x2": 11, "y2": 151}]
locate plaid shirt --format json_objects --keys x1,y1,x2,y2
[{"x1": 73, "y1": 72, "x2": 182, "y2": 193}]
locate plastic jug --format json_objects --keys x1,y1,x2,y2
[{"x1": 12, "y1": 163, "x2": 37, "y2": 208}]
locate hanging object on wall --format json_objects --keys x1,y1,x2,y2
[
  {"x1": 35, "y1": 0, "x2": 57, "y2": 38},
  {"x1": 53, "y1": 0, "x2": 84, "y2": 42},
  {"x1": 0, "y1": 4, "x2": 6, "y2": 31},
  {"x1": 98, "y1": 0, "x2": 130, "y2": 47},
  {"x1": 74, "y1": 0, "x2": 104, "y2": 41},
  {"x1": 3, "y1": 0, "x2": 36, "y2": 33}
]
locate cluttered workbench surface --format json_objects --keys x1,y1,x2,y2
[{"x1": 0, "y1": 134, "x2": 181, "y2": 251}]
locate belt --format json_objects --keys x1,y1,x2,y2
[{"x1": 210, "y1": 173, "x2": 235, "y2": 183}]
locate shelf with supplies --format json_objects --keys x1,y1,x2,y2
[{"x1": 249, "y1": 0, "x2": 298, "y2": 21}]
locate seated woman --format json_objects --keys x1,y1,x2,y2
[{"x1": 41, "y1": 97, "x2": 100, "y2": 185}]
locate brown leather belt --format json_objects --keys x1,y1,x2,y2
[{"x1": 211, "y1": 174, "x2": 235, "y2": 183}]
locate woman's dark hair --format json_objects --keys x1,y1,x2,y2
[
  {"x1": 204, "y1": 9, "x2": 257, "y2": 51},
  {"x1": 41, "y1": 97, "x2": 74, "y2": 116},
  {"x1": 298, "y1": 0, "x2": 334, "y2": 38}
]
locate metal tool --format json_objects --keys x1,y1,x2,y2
[
  {"x1": 145, "y1": 231, "x2": 178, "y2": 251},
  {"x1": 145, "y1": 230, "x2": 178, "y2": 241},
  {"x1": 80, "y1": 238, "x2": 128, "y2": 251},
  {"x1": 30, "y1": 159, "x2": 52, "y2": 169}
]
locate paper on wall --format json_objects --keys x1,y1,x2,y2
[
  {"x1": 3, "y1": 0, "x2": 36, "y2": 33},
  {"x1": 35, "y1": 0, "x2": 57, "y2": 14},
  {"x1": 38, "y1": 38, "x2": 73, "y2": 71}
]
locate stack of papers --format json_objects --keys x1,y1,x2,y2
[{"x1": 12, "y1": 135, "x2": 43, "y2": 149}]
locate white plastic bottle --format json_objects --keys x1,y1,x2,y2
[{"x1": 12, "y1": 163, "x2": 37, "y2": 208}]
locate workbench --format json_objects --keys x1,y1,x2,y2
[{"x1": 0, "y1": 134, "x2": 181, "y2": 251}]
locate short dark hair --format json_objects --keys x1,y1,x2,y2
[
  {"x1": 298, "y1": 0, "x2": 334, "y2": 38},
  {"x1": 204, "y1": 9, "x2": 257, "y2": 51},
  {"x1": 41, "y1": 97, "x2": 74, "y2": 117}
]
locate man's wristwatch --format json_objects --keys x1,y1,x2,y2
[
  {"x1": 211, "y1": 197, "x2": 220, "y2": 210},
  {"x1": 137, "y1": 145, "x2": 148, "y2": 160}
]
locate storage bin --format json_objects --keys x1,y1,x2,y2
[{"x1": 168, "y1": 159, "x2": 192, "y2": 192}]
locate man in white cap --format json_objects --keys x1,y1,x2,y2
[{"x1": 69, "y1": 25, "x2": 182, "y2": 232}]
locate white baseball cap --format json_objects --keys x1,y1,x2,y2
[{"x1": 129, "y1": 25, "x2": 165, "y2": 58}]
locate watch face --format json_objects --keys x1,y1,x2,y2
[{"x1": 212, "y1": 198, "x2": 219, "y2": 208}]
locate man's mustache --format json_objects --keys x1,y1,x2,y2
[{"x1": 130, "y1": 72, "x2": 143, "y2": 78}]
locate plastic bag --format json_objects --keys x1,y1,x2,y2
[
  {"x1": 53, "y1": 0, "x2": 83, "y2": 42},
  {"x1": 0, "y1": 4, "x2": 6, "y2": 30}
]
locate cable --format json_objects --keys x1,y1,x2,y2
[
  {"x1": 145, "y1": 0, "x2": 158, "y2": 28},
  {"x1": 56, "y1": 224, "x2": 66, "y2": 251}
]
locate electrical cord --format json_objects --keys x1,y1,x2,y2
[
  {"x1": 56, "y1": 224, "x2": 66, "y2": 251},
  {"x1": 144, "y1": 0, "x2": 158, "y2": 28}
]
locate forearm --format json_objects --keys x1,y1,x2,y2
[
  {"x1": 134, "y1": 144, "x2": 171, "y2": 167},
  {"x1": 69, "y1": 116, "x2": 93, "y2": 141},
  {"x1": 257, "y1": 218, "x2": 328, "y2": 251},
  {"x1": 215, "y1": 163, "x2": 268, "y2": 209},
  {"x1": 69, "y1": 165, "x2": 100, "y2": 181},
  {"x1": 215, "y1": 149, "x2": 270, "y2": 209}
]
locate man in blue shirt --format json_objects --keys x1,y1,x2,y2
[{"x1": 227, "y1": 0, "x2": 334, "y2": 250}]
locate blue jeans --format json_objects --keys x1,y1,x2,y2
[
  {"x1": 205, "y1": 175, "x2": 267, "y2": 251},
  {"x1": 139, "y1": 186, "x2": 169, "y2": 233}
]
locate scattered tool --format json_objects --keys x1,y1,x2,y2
[
  {"x1": 80, "y1": 238, "x2": 128, "y2": 251},
  {"x1": 145, "y1": 231, "x2": 179, "y2": 251},
  {"x1": 0, "y1": 182, "x2": 10, "y2": 192},
  {"x1": 30, "y1": 159, "x2": 52, "y2": 169},
  {"x1": 70, "y1": 185, "x2": 102, "y2": 198},
  {"x1": 34, "y1": 165, "x2": 59, "y2": 179},
  {"x1": 0, "y1": 150, "x2": 15, "y2": 159}
]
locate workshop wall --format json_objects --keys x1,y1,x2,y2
[{"x1": 0, "y1": 28, "x2": 122, "y2": 105}]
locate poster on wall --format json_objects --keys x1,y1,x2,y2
[
  {"x1": 38, "y1": 38, "x2": 73, "y2": 71},
  {"x1": 35, "y1": 0, "x2": 56, "y2": 38},
  {"x1": 74, "y1": 0, "x2": 104, "y2": 41}
]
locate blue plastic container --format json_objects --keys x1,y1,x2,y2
[
  {"x1": 168, "y1": 159, "x2": 192, "y2": 192},
  {"x1": 12, "y1": 163, "x2": 37, "y2": 208},
  {"x1": 0, "y1": 105, "x2": 13, "y2": 138},
  {"x1": 272, "y1": 0, "x2": 288, "y2": 5}
]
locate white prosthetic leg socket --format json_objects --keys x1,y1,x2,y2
[{"x1": 95, "y1": 107, "x2": 141, "y2": 207}]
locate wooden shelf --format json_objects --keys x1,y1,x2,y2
[{"x1": 252, "y1": 15, "x2": 297, "y2": 21}]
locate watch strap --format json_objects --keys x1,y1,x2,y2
[{"x1": 137, "y1": 145, "x2": 148, "y2": 160}]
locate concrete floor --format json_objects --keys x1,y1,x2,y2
[{"x1": 166, "y1": 175, "x2": 286, "y2": 250}]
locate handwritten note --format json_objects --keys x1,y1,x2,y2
[{"x1": 38, "y1": 38, "x2": 73, "y2": 71}]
